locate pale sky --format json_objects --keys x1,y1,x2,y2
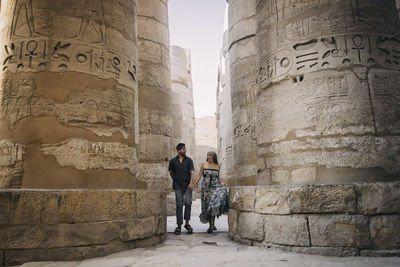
[{"x1": 168, "y1": 0, "x2": 227, "y2": 118}]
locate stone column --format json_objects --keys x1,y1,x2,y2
[
  {"x1": 228, "y1": 0, "x2": 400, "y2": 257},
  {"x1": 217, "y1": 8, "x2": 235, "y2": 185},
  {"x1": 397, "y1": 0, "x2": 400, "y2": 18},
  {"x1": 137, "y1": 0, "x2": 172, "y2": 191},
  {"x1": 256, "y1": 0, "x2": 400, "y2": 185},
  {"x1": 170, "y1": 45, "x2": 196, "y2": 159},
  {"x1": 195, "y1": 115, "x2": 217, "y2": 174},
  {"x1": 228, "y1": 0, "x2": 257, "y2": 185},
  {"x1": 0, "y1": 0, "x2": 138, "y2": 189}
]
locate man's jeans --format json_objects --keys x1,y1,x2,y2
[{"x1": 175, "y1": 187, "x2": 192, "y2": 226}]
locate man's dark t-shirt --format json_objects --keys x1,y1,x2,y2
[{"x1": 168, "y1": 155, "x2": 194, "y2": 191}]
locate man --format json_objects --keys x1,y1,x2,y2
[{"x1": 168, "y1": 143, "x2": 195, "y2": 235}]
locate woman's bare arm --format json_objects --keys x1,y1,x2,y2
[{"x1": 194, "y1": 163, "x2": 204, "y2": 185}]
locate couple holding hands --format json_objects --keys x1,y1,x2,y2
[{"x1": 168, "y1": 143, "x2": 229, "y2": 235}]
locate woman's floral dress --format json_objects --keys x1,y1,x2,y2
[{"x1": 199, "y1": 169, "x2": 229, "y2": 224}]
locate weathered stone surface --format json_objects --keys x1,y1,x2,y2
[
  {"x1": 256, "y1": 0, "x2": 400, "y2": 184},
  {"x1": 195, "y1": 116, "x2": 218, "y2": 174},
  {"x1": 291, "y1": 167, "x2": 317, "y2": 185},
  {"x1": 8, "y1": 190, "x2": 137, "y2": 225},
  {"x1": 228, "y1": 0, "x2": 256, "y2": 46},
  {"x1": 41, "y1": 139, "x2": 138, "y2": 174},
  {"x1": 254, "y1": 187, "x2": 290, "y2": 214},
  {"x1": 360, "y1": 250, "x2": 400, "y2": 257},
  {"x1": 217, "y1": 23, "x2": 235, "y2": 182},
  {"x1": 0, "y1": 217, "x2": 161, "y2": 250},
  {"x1": 170, "y1": 46, "x2": 196, "y2": 156},
  {"x1": 0, "y1": 81, "x2": 136, "y2": 138},
  {"x1": 166, "y1": 192, "x2": 175, "y2": 216},
  {"x1": 56, "y1": 190, "x2": 137, "y2": 224},
  {"x1": 238, "y1": 212, "x2": 264, "y2": 241},
  {"x1": 136, "y1": 162, "x2": 170, "y2": 191},
  {"x1": 120, "y1": 217, "x2": 155, "y2": 241},
  {"x1": 0, "y1": 0, "x2": 139, "y2": 189},
  {"x1": 228, "y1": 209, "x2": 238, "y2": 235},
  {"x1": 155, "y1": 216, "x2": 166, "y2": 235},
  {"x1": 229, "y1": 0, "x2": 257, "y2": 185},
  {"x1": 0, "y1": 140, "x2": 25, "y2": 189},
  {"x1": 134, "y1": 235, "x2": 163, "y2": 248},
  {"x1": 309, "y1": 215, "x2": 370, "y2": 248},
  {"x1": 369, "y1": 215, "x2": 400, "y2": 250},
  {"x1": 0, "y1": 222, "x2": 118, "y2": 249},
  {"x1": 289, "y1": 184, "x2": 356, "y2": 213},
  {"x1": 138, "y1": 0, "x2": 172, "y2": 191},
  {"x1": 264, "y1": 215, "x2": 309, "y2": 246},
  {"x1": 291, "y1": 246, "x2": 359, "y2": 257},
  {"x1": 271, "y1": 170, "x2": 291, "y2": 185},
  {"x1": 257, "y1": 169, "x2": 271, "y2": 185},
  {"x1": 229, "y1": 187, "x2": 255, "y2": 211},
  {"x1": 136, "y1": 190, "x2": 163, "y2": 218},
  {"x1": 0, "y1": 191, "x2": 11, "y2": 224},
  {"x1": 357, "y1": 182, "x2": 400, "y2": 215},
  {"x1": 4, "y1": 241, "x2": 136, "y2": 266}
]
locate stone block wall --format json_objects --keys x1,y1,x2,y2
[
  {"x1": 0, "y1": 189, "x2": 166, "y2": 266},
  {"x1": 229, "y1": 182, "x2": 400, "y2": 256}
]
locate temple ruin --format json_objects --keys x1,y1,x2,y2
[
  {"x1": 223, "y1": 0, "x2": 400, "y2": 257},
  {"x1": 0, "y1": 0, "x2": 399, "y2": 265}
]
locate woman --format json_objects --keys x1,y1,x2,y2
[{"x1": 191, "y1": 151, "x2": 229, "y2": 233}]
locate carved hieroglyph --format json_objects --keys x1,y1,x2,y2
[
  {"x1": 41, "y1": 138, "x2": 137, "y2": 174},
  {"x1": 228, "y1": 0, "x2": 257, "y2": 185},
  {"x1": 256, "y1": 0, "x2": 400, "y2": 184},
  {"x1": 0, "y1": 140, "x2": 25, "y2": 188},
  {"x1": 0, "y1": 78, "x2": 135, "y2": 138},
  {"x1": 0, "y1": 0, "x2": 138, "y2": 188},
  {"x1": 137, "y1": 0, "x2": 172, "y2": 190}
]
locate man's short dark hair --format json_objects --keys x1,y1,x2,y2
[{"x1": 176, "y1": 143, "x2": 185, "y2": 150}]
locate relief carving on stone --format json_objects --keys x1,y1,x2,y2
[
  {"x1": 259, "y1": 35, "x2": 400, "y2": 88},
  {"x1": 0, "y1": 140, "x2": 25, "y2": 188},
  {"x1": 41, "y1": 138, "x2": 137, "y2": 174},
  {"x1": 2, "y1": 0, "x2": 137, "y2": 86},
  {"x1": 0, "y1": 78, "x2": 135, "y2": 138}
]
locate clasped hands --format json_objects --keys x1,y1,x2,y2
[{"x1": 189, "y1": 182, "x2": 198, "y2": 190}]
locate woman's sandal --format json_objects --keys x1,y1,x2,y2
[
  {"x1": 184, "y1": 224, "x2": 193, "y2": 234},
  {"x1": 174, "y1": 226, "x2": 181, "y2": 235}
]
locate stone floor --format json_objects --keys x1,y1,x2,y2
[{"x1": 19, "y1": 200, "x2": 400, "y2": 267}]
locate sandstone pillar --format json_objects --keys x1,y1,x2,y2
[
  {"x1": 397, "y1": 0, "x2": 400, "y2": 18},
  {"x1": 195, "y1": 116, "x2": 217, "y2": 173},
  {"x1": 0, "y1": 0, "x2": 139, "y2": 189},
  {"x1": 228, "y1": 0, "x2": 400, "y2": 256},
  {"x1": 0, "y1": 1, "x2": 167, "y2": 264},
  {"x1": 217, "y1": 8, "x2": 235, "y2": 185},
  {"x1": 137, "y1": 0, "x2": 172, "y2": 191},
  {"x1": 228, "y1": 0, "x2": 257, "y2": 185},
  {"x1": 256, "y1": 0, "x2": 400, "y2": 185},
  {"x1": 170, "y1": 45, "x2": 196, "y2": 159}
]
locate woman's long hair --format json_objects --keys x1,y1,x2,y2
[{"x1": 206, "y1": 151, "x2": 218, "y2": 165}]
